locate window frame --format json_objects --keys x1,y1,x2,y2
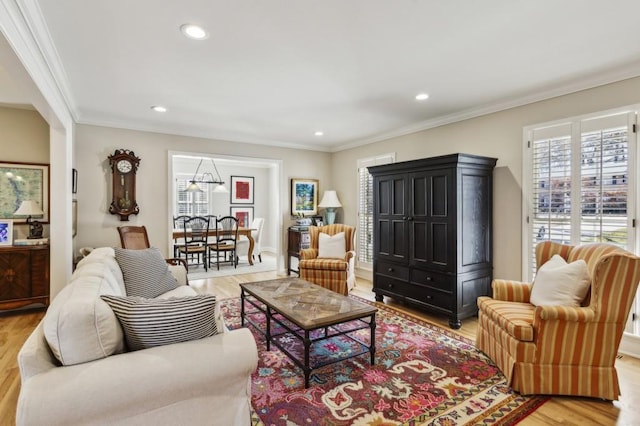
[{"x1": 522, "y1": 105, "x2": 639, "y2": 282}]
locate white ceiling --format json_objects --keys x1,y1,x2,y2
[{"x1": 4, "y1": 0, "x2": 640, "y2": 152}]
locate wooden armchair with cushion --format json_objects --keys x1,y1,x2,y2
[
  {"x1": 117, "y1": 225, "x2": 188, "y2": 285},
  {"x1": 476, "y1": 241, "x2": 640, "y2": 400},
  {"x1": 298, "y1": 224, "x2": 356, "y2": 295}
]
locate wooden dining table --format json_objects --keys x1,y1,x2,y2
[{"x1": 172, "y1": 227, "x2": 257, "y2": 265}]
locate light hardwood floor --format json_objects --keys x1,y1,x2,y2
[{"x1": 2, "y1": 271, "x2": 639, "y2": 425}]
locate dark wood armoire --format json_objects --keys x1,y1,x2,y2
[{"x1": 368, "y1": 153, "x2": 497, "y2": 329}]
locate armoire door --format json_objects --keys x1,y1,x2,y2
[
  {"x1": 373, "y1": 173, "x2": 409, "y2": 263},
  {"x1": 408, "y1": 168, "x2": 455, "y2": 272}
]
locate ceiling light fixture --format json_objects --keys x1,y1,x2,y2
[
  {"x1": 314, "y1": 131, "x2": 324, "y2": 136},
  {"x1": 151, "y1": 105, "x2": 167, "y2": 112},
  {"x1": 185, "y1": 158, "x2": 228, "y2": 193},
  {"x1": 180, "y1": 24, "x2": 209, "y2": 40},
  {"x1": 415, "y1": 93, "x2": 430, "y2": 101}
]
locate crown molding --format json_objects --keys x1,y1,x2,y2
[
  {"x1": 15, "y1": 0, "x2": 78, "y2": 122},
  {"x1": 332, "y1": 62, "x2": 640, "y2": 153},
  {"x1": 0, "y1": 0, "x2": 73, "y2": 127}
]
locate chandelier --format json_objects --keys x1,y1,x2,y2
[{"x1": 185, "y1": 158, "x2": 229, "y2": 193}]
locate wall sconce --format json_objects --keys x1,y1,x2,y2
[
  {"x1": 186, "y1": 158, "x2": 229, "y2": 193},
  {"x1": 14, "y1": 200, "x2": 44, "y2": 239},
  {"x1": 318, "y1": 190, "x2": 342, "y2": 225}
]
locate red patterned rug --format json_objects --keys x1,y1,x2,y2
[{"x1": 220, "y1": 296, "x2": 547, "y2": 425}]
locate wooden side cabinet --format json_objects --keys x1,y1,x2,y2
[
  {"x1": 0, "y1": 245, "x2": 50, "y2": 310},
  {"x1": 287, "y1": 227, "x2": 310, "y2": 275}
]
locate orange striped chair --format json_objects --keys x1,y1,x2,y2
[
  {"x1": 298, "y1": 224, "x2": 356, "y2": 295},
  {"x1": 476, "y1": 241, "x2": 640, "y2": 400}
]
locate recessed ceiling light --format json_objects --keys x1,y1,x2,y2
[
  {"x1": 180, "y1": 24, "x2": 209, "y2": 40},
  {"x1": 314, "y1": 131, "x2": 324, "y2": 136},
  {"x1": 415, "y1": 93, "x2": 430, "y2": 101},
  {"x1": 151, "y1": 105, "x2": 167, "y2": 112}
]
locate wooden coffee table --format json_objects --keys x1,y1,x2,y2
[{"x1": 239, "y1": 277, "x2": 377, "y2": 388}]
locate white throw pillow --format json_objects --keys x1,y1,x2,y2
[
  {"x1": 530, "y1": 254, "x2": 591, "y2": 307},
  {"x1": 318, "y1": 232, "x2": 347, "y2": 259}
]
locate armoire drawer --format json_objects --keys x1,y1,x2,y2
[
  {"x1": 375, "y1": 276, "x2": 453, "y2": 312},
  {"x1": 375, "y1": 261, "x2": 410, "y2": 281},
  {"x1": 410, "y1": 269, "x2": 455, "y2": 292}
]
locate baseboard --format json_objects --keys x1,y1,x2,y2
[{"x1": 619, "y1": 332, "x2": 640, "y2": 358}]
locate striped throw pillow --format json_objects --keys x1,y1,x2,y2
[
  {"x1": 115, "y1": 247, "x2": 179, "y2": 298},
  {"x1": 101, "y1": 295, "x2": 219, "y2": 351}
]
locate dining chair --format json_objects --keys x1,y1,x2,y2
[
  {"x1": 177, "y1": 216, "x2": 210, "y2": 271},
  {"x1": 172, "y1": 215, "x2": 191, "y2": 257},
  {"x1": 209, "y1": 216, "x2": 239, "y2": 270}
]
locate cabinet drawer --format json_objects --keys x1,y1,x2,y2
[
  {"x1": 410, "y1": 269, "x2": 455, "y2": 292},
  {"x1": 375, "y1": 261, "x2": 409, "y2": 281}
]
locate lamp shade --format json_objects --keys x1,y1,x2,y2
[
  {"x1": 14, "y1": 200, "x2": 44, "y2": 216},
  {"x1": 185, "y1": 182, "x2": 204, "y2": 193},
  {"x1": 318, "y1": 190, "x2": 342, "y2": 208}
]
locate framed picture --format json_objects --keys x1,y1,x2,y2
[
  {"x1": 230, "y1": 206, "x2": 254, "y2": 228},
  {"x1": 291, "y1": 178, "x2": 319, "y2": 216},
  {"x1": 0, "y1": 161, "x2": 50, "y2": 223},
  {"x1": 72, "y1": 168, "x2": 78, "y2": 194},
  {"x1": 0, "y1": 220, "x2": 13, "y2": 246},
  {"x1": 72, "y1": 200, "x2": 78, "y2": 237},
  {"x1": 230, "y1": 175, "x2": 254, "y2": 204}
]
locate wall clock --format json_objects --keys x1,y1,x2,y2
[{"x1": 108, "y1": 149, "x2": 140, "y2": 221}]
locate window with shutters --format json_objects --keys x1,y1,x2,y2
[
  {"x1": 523, "y1": 108, "x2": 638, "y2": 281},
  {"x1": 175, "y1": 174, "x2": 210, "y2": 216},
  {"x1": 357, "y1": 153, "x2": 395, "y2": 267}
]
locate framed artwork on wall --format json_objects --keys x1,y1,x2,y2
[
  {"x1": 291, "y1": 178, "x2": 318, "y2": 216},
  {"x1": 0, "y1": 220, "x2": 13, "y2": 246},
  {"x1": 0, "y1": 161, "x2": 50, "y2": 222},
  {"x1": 230, "y1": 206, "x2": 254, "y2": 228},
  {"x1": 230, "y1": 175, "x2": 254, "y2": 204}
]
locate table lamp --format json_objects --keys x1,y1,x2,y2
[
  {"x1": 14, "y1": 200, "x2": 44, "y2": 239},
  {"x1": 318, "y1": 190, "x2": 342, "y2": 225}
]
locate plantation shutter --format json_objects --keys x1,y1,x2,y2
[
  {"x1": 525, "y1": 110, "x2": 636, "y2": 280},
  {"x1": 579, "y1": 114, "x2": 631, "y2": 249},
  {"x1": 529, "y1": 123, "x2": 573, "y2": 276},
  {"x1": 357, "y1": 153, "x2": 395, "y2": 266},
  {"x1": 175, "y1": 174, "x2": 210, "y2": 216}
]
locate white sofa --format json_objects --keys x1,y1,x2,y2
[{"x1": 17, "y1": 247, "x2": 258, "y2": 426}]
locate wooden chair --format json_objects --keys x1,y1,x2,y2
[
  {"x1": 476, "y1": 241, "x2": 640, "y2": 400},
  {"x1": 176, "y1": 216, "x2": 210, "y2": 271},
  {"x1": 117, "y1": 225, "x2": 151, "y2": 250},
  {"x1": 116, "y1": 225, "x2": 188, "y2": 283},
  {"x1": 172, "y1": 215, "x2": 191, "y2": 257},
  {"x1": 209, "y1": 216, "x2": 239, "y2": 270}
]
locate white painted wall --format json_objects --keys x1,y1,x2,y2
[
  {"x1": 331, "y1": 75, "x2": 640, "y2": 281},
  {"x1": 74, "y1": 124, "x2": 331, "y2": 272}
]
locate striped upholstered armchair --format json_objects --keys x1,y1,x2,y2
[
  {"x1": 476, "y1": 241, "x2": 640, "y2": 400},
  {"x1": 298, "y1": 224, "x2": 356, "y2": 295}
]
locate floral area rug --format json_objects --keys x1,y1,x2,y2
[{"x1": 220, "y1": 296, "x2": 547, "y2": 426}]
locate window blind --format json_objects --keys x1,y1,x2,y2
[
  {"x1": 175, "y1": 175, "x2": 210, "y2": 216},
  {"x1": 357, "y1": 153, "x2": 395, "y2": 266}
]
